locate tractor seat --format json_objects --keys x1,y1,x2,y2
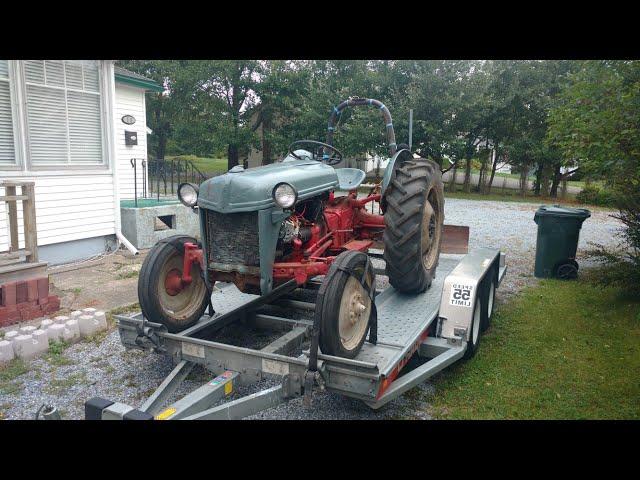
[{"x1": 336, "y1": 168, "x2": 366, "y2": 191}]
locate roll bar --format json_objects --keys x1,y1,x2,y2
[{"x1": 326, "y1": 97, "x2": 397, "y2": 157}]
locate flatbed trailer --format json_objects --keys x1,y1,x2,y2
[{"x1": 83, "y1": 248, "x2": 506, "y2": 420}]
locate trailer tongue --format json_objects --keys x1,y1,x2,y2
[{"x1": 78, "y1": 248, "x2": 505, "y2": 421}]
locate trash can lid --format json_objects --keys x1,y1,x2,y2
[{"x1": 534, "y1": 204, "x2": 591, "y2": 219}]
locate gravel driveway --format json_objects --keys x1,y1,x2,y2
[{"x1": 0, "y1": 199, "x2": 624, "y2": 420}]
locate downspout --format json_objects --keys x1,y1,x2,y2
[{"x1": 106, "y1": 60, "x2": 138, "y2": 255}]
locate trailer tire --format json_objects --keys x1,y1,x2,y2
[
  {"x1": 480, "y1": 268, "x2": 497, "y2": 333},
  {"x1": 317, "y1": 251, "x2": 376, "y2": 359},
  {"x1": 463, "y1": 295, "x2": 482, "y2": 360},
  {"x1": 383, "y1": 158, "x2": 444, "y2": 293},
  {"x1": 138, "y1": 235, "x2": 209, "y2": 333}
]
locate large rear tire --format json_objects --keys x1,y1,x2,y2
[
  {"x1": 138, "y1": 235, "x2": 209, "y2": 333},
  {"x1": 383, "y1": 158, "x2": 444, "y2": 293},
  {"x1": 316, "y1": 251, "x2": 376, "y2": 359}
]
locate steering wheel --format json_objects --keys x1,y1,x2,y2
[{"x1": 288, "y1": 140, "x2": 343, "y2": 166}]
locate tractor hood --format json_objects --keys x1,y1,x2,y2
[{"x1": 197, "y1": 159, "x2": 339, "y2": 213}]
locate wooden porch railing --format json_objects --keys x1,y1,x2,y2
[{"x1": 1, "y1": 180, "x2": 38, "y2": 265}]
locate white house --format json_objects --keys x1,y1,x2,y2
[{"x1": 0, "y1": 60, "x2": 162, "y2": 265}]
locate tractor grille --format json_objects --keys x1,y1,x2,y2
[{"x1": 205, "y1": 210, "x2": 260, "y2": 268}]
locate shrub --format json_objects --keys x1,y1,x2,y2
[
  {"x1": 576, "y1": 185, "x2": 614, "y2": 206},
  {"x1": 584, "y1": 181, "x2": 640, "y2": 299}
]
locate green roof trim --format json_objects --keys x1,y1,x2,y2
[{"x1": 114, "y1": 73, "x2": 163, "y2": 92}]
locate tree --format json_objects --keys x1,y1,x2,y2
[
  {"x1": 547, "y1": 60, "x2": 640, "y2": 293},
  {"x1": 117, "y1": 60, "x2": 176, "y2": 159},
  {"x1": 171, "y1": 60, "x2": 263, "y2": 169}
]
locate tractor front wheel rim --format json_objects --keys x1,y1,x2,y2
[
  {"x1": 338, "y1": 276, "x2": 372, "y2": 351},
  {"x1": 164, "y1": 269, "x2": 183, "y2": 296},
  {"x1": 157, "y1": 254, "x2": 207, "y2": 322}
]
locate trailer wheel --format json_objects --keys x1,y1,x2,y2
[
  {"x1": 138, "y1": 235, "x2": 209, "y2": 333},
  {"x1": 383, "y1": 158, "x2": 444, "y2": 293},
  {"x1": 463, "y1": 296, "x2": 482, "y2": 360},
  {"x1": 317, "y1": 251, "x2": 376, "y2": 359},
  {"x1": 480, "y1": 268, "x2": 497, "y2": 333}
]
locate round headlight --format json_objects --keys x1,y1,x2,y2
[
  {"x1": 178, "y1": 182, "x2": 199, "y2": 207},
  {"x1": 273, "y1": 183, "x2": 297, "y2": 209}
]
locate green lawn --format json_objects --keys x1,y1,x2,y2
[
  {"x1": 165, "y1": 155, "x2": 227, "y2": 175},
  {"x1": 415, "y1": 279, "x2": 640, "y2": 419},
  {"x1": 445, "y1": 190, "x2": 578, "y2": 205}
]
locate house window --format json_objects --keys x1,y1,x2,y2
[
  {"x1": 23, "y1": 60, "x2": 104, "y2": 167},
  {"x1": 0, "y1": 60, "x2": 17, "y2": 167}
]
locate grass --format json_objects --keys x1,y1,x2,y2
[
  {"x1": 116, "y1": 270, "x2": 139, "y2": 280},
  {"x1": 44, "y1": 340, "x2": 74, "y2": 367},
  {"x1": 419, "y1": 279, "x2": 640, "y2": 419},
  {"x1": 0, "y1": 358, "x2": 29, "y2": 395},
  {"x1": 442, "y1": 189, "x2": 612, "y2": 209},
  {"x1": 45, "y1": 371, "x2": 88, "y2": 394},
  {"x1": 165, "y1": 155, "x2": 227, "y2": 175}
]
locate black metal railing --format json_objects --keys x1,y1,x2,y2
[{"x1": 148, "y1": 157, "x2": 209, "y2": 199}]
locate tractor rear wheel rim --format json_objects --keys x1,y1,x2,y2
[
  {"x1": 338, "y1": 276, "x2": 372, "y2": 351},
  {"x1": 421, "y1": 189, "x2": 441, "y2": 271},
  {"x1": 157, "y1": 253, "x2": 207, "y2": 323}
]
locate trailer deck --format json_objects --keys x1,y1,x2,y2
[{"x1": 84, "y1": 249, "x2": 506, "y2": 420}]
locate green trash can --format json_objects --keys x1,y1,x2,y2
[{"x1": 534, "y1": 205, "x2": 591, "y2": 279}]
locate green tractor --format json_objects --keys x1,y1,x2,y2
[{"x1": 138, "y1": 97, "x2": 446, "y2": 359}]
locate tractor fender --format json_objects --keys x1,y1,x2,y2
[{"x1": 381, "y1": 149, "x2": 414, "y2": 200}]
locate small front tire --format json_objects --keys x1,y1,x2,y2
[
  {"x1": 138, "y1": 235, "x2": 209, "y2": 333},
  {"x1": 316, "y1": 251, "x2": 376, "y2": 359}
]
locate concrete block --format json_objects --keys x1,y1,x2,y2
[
  {"x1": 32, "y1": 329, "x2": 49, "y2": 355},
  {"x1": 94, "y1": 311, "x2": 108, "y2": 330},
  {"x1": 70, "y1": 310, "x2": 83, "y2": 318},
  {"x1": 47, "y1": 323, "x2": 65, "y2": 343},
  {"x1": 4, "y1": 330, "x2": 20, "y2": 342},
  {"x1": 1, "y1": 282, "x2": 17, "y2": 306},
  {"x1": 121, "y1": 203, "x2": 200, "y2": 249},
  {"x1": 19, "y1": 325, "x2": 37, "y2": 335},
  {"x1": 13, "y1": 334, "x2": 39, "y2": 360},
  {"x1": 82, "y1": 307, "x2": 97, "y2": 315},
  {"x1": 27, "y1": 279, "x2": 38, "y2": 301},
  {"x1": 40, "y1": 319, "x2": 54, "y2": 330},
  {"x1": 0, "y1": 340, "x2": 14, "y2": 363},
  {"x1": 37, "y1": 277, "x2": 49, "y2": 300},
  {"x1": 16, "y1": 282, "x2": 28, "y2": 303},
  {"x1": 78, "y1": 314, "x2": 101, "y2": 337},
  {"x1": 63, "y1": 319, "x2": 81, "y2": 343},
  {"x1": 54, "y1": 315, "x2": 70, "y2": 325}
]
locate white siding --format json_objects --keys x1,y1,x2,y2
[
  {"x1": 0, "y1": 60, "x2": 118, "y2": 256},
  {"x1": 114, "y1": 84, "x2": 148, "y2": 200},
  {"x1": 0, "y1": 174, "x2": 116, "y2": 250}
]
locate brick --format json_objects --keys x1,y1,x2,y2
[
  {"x1": 19, "y1": 305, "x2": 42, "y2": 322},
  {"x1": 0, "y1": 305, "x2": 21, "y2": 327},
  {"x1": 38, "y1": 296, "x2": 50, "y2": 305},
  {"x1": 16, "y1": 282, "x2": 28, "y2": 304},
  {"x1": 43, "y1": 296, "x2": 61, "y2": 314},
  {"x1": 37, "y1": 277, "x2": 49, "y2": 300},
  {"x1": 27, "y1": 279, "x2": 38, "y2": 302},
  {"x1": 1, "y1": 282, "x2": 17, "y2": 306},
  {"x1": 16, "y1": 301, "x2": 37, "y2": 311}
]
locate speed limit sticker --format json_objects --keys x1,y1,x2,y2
[{"x1": 449, "y1": 283, "x2": 474, "y2": 307}]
